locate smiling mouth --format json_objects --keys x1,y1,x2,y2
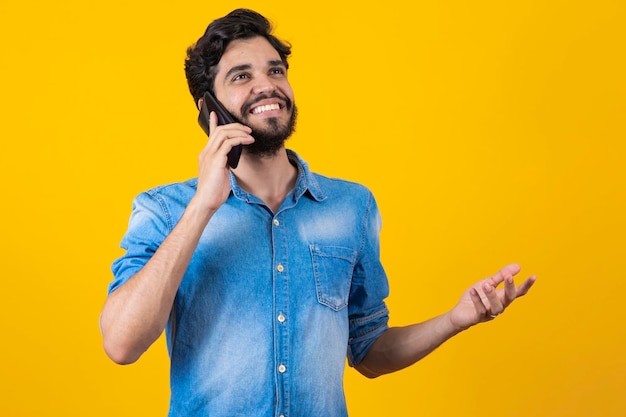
[{"x1": 251, "y1": 103, "x2": 281, "y2": 114}]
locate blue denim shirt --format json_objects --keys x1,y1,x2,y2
[{"x1": 110, "y1": 150, "x2": 390, "y2": 417}]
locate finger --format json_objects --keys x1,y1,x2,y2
[
  {"x1": 209, "y1": 110, "x2": 218, "y2": 133},
  {"x1": 199, "y1": 131, "x2": 253, "y2": 173},
  {"x1": 488, "y1": 263, "x2": 521, "y2": 288},
  {"x1": 515, "y1": 275, "x2": 537, "y2": 297},
  {"x1": 204, "y1": 124, "x2": 252, "y2": 152},
  {"x1": 503, "y1": 274, "x2": 516, "y2": 305},
  {"x1": 469, "y1": 287, "x2": 488, "y2": 317},
  {"x1": 207, "y1": 132, "x2": 254, "y2": 167},
  {"x1": 483, "y1": 282, "x2": 504, "y2": 316},
  {"x1": 219, "y1": 135, "x2": 254, "y2": 156}
]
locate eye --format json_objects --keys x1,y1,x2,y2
[
  {"x1": 269, "y1": 67, "x2": 285, "y2": 76},
  {"x1": 232, "y1": 72, "x2": 250, "y2": 82}
]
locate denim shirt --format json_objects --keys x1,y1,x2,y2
[{"x1": 110, "y1": 150, "x2": 390, "y2": 417}]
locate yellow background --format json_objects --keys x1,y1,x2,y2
[{"x1": 1, "y1": 0, "x2": 624, "y2": 415}]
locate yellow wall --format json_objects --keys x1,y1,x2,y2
[{"x1": 1, "y1": 1, "x2": 624, "y2": 415}]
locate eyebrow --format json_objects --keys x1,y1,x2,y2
[{"x1": 223, "y1": 60, "x2": 286, "y2": 81}]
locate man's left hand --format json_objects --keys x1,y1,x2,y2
[{"x1": 448, "y1": 264, "x2": 537, "y2": 331}]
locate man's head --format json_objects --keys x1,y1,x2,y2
[{"x1": 185, "y1": 9, "x2": 297, "y2": 156}]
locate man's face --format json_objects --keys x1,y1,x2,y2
[{"x1": 213, "y1": 36, "x2": 296, "y2": 156}]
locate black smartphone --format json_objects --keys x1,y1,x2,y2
[{"x1": 198, "y1": 91, "x2": 243, "y2": 169}]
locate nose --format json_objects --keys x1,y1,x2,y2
[{"x1": 252, "y1": 74, "x2": 276, "y2": 95}]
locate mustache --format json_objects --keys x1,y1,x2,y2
[{"x1": 242, "y1": 92, "x2": 292, "y2": 114}]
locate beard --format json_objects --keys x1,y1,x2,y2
[{"x1": 234, "y1": 93, "x2": 298, "y2": 157}]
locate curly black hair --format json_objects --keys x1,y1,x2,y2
[{"x1": 184, "y1": 9, "x2": 292, "y2": 104}]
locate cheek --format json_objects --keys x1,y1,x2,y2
[
  {"x1": 281, "y1": 84, "x2": 295, "y2": 102},
  {"x1": 223, "y1": 94, "x2": 247, "y2": 117},
  {"x1": 214, "y1": 86, "x2": 245, "y2": 115}
]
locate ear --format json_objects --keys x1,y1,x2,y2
[{"x1": 197, "y1": 98, "x2": 204, "y2": 110}]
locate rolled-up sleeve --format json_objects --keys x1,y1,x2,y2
[
  {"x1": 109, "y1": 191, "x2": 171, "y2": 294},
  {"x1": 347, "y1": 193, "x2": 390, "y2": 366}
]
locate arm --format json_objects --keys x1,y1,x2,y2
[
  {"x1": 100, "y1": 114, "x2": 253, "y2": 365},
  {"x1": 101, "y1": 200, "x2": 216, "y2": 364},
  {"x1": 355, "y1": 264, "x2": 536, "y2": 378}
]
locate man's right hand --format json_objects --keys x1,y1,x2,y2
[{"x1": 193, "y1": 111, "x2": 254, "y2": 212}]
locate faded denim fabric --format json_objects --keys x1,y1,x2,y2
[{"x1": 109, "y1": 150, "x2": 390, "y2": 417}]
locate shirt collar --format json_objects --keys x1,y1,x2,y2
[
  {"x1": 229, "y1": 149, "x2": 326, "y2": 203},
  {"x1": 287, "y1": 149, "x2": 326, "y2": 202}
]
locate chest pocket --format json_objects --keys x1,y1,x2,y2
[{"x1": 310, "y1": 244, "x2": 356, "y2": 311}]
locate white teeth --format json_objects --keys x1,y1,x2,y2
[{"x1": 252, "y1": 103, "x2": 280, "y2": 114}]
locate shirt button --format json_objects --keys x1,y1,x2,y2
[
  {"x1": 278, "y1": 313, "x2": 286, "y2": 323},
  {"x1": 278, "y1": 364, "x2": 286, "y2": 373},
  {"x1": 277, "y1": 264, "x2": 284, "y2": 273},
  {"x1": 273, "y1": 219, "x2": 280, "y2": 226}
]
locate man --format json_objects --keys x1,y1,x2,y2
[{"x1": 101, "y1": 8, "x2": 536, "y2": 416}]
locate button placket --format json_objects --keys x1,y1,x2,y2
[{"x1": 272, "y1": 212, "x2": 290, "y2": 414}]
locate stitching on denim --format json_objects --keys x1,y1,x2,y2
[
  {"x1": 349, "y1": 312, "x2": 389, "y2": 340},
  {"x1": 356, "y1": 191, "x2": 374, "y2": 264},
  {"x1": 349, "y1": 308, "x2": 390, "y2": 340},
  {"x1": 310, "y1": 244, "x2": 356, "y2": 311},
  {"x1": 311, "y1": 245, "x2": 358, "y2": 263},
  {"x1": 145, "y1": 184, "x2": 180, "y2": 233},
  {"x1": 151, "y1": 192, "x2": 174, "y2": 233},
  {"x1": 349, "y1": 307, "x2": 389, "y2": 327}
]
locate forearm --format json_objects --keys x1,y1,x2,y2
[
  {"x1": 101, "y1": 198, "x2": 216, "y2": 364},
  {"x1": 356, "y1": 312, "x2": 462, "y2": 378},
  {"x1": 356, "y1": 265, "x2": 537, "y2": 378}
]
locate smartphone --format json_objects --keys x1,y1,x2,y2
[{"x1": 198, "y1": 91, "x2": 243, "y2": 169}]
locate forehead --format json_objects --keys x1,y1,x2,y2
[{"x1": 216, "y1": 37, "x2": 282, "y2": 75}]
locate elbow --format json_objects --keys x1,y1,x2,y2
[
  {"x1": 100, "y1": 315, "x2": 143, "y2": 365},
  {"x1": 102, "y1": 336, "x2": 142, "y2": 365},
  {"x1": 355, "y1": 363, "x2": 384, "y2": 379}
]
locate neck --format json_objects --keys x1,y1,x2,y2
[{"x1": 232, "y1": 148, "x2": 298, "y2": 212}]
